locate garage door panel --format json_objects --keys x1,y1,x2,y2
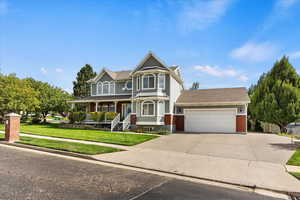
[{"x1": 185, "y1": 109, "x2": 236, "y2": 133}]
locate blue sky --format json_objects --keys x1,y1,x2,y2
[{"x1": 1, "y1": 0, "x2": 300, "y2": 93}]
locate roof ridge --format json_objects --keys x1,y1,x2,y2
[{"x1": 184, "y1": 87, "x2": 246, "y2": 91}]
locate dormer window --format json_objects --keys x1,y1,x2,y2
[{"x1": 142, "y1": 74, "x2": 155, "y2": 89}]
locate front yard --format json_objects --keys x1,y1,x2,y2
[
  {"x1": 0, "y1": 123, "x2": 158, "y2": 146},
  {"x1": 287, "y1": 148, "x2": 300, "y2": 166},
  {"x1": 0, "y1": 134, "x2": 122, "y2": 155}
]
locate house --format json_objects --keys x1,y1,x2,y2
[{"x1": 69, "y1": 52, "x2": 250, "y2": 133}]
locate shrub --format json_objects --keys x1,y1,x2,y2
[
  {"x1": 105, "y1": 112, "x2": 117, "y2": 121},
  {"x1": 69, "y1": 112, "x2": 86, "y2": 123},
  {"x1": 90, "y1": 112, "x2": 105, "y2": 122}
]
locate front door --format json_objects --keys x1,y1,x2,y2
[{"x1": 121, "y1": 103, "x2": 131, "y2": 119}]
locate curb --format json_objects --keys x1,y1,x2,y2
[{"x1": 0, "y1": 141, "x2": 298, "y2": 197}]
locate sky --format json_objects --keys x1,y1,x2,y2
[{"x1": 1, "y1": 0, "x2": 300, "y2": 93}]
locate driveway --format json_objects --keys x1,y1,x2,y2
[
  {"x1": 93, "y1": 133, "x2": 300, "y2": 193},
  {"x1": 136, "y1": 133, "x2": 295, "y2": 164}
]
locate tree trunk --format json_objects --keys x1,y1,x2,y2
[{"x1": 278, "y1": 124, "x2": 287, "y2": 133}]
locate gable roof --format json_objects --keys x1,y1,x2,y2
[{"x1": 176, "y1": 87, "x2": 250, "y2": 105}]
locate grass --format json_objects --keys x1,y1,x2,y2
[
  {"x1": 0, "y1": 123, "x2": 158, "y2": 146},
  {"x1": 0, "y1": 133, "x2": 121, "y2": 155},
  {"x1": 287, "y1": 148, "x2": 300, "y2": 166},
  {"x1": 289, "y1": 172, "x2": 300, "y2": 180},
  {"x1": 278, "y1": 133, "x2": 300, "y2": 140}
]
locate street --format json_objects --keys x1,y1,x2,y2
[{"x1": 0, "y1": 145, "x2": 284, "y2": 200}]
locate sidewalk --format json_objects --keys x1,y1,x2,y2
[{"x1": 0, "y1": 131, "x2": 132, "y2": 150}]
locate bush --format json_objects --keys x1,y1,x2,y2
[
  {"x1": 90, "y1": 112, "x2": 105, "y2": 122},
  {"x1": 105, "y1": 112, "x2": 117, "y2": 121},
  {"x1": 69, "y1": 112, "x2": 86, "y2": 123}
]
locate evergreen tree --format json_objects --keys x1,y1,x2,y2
[
  {"x1": 249, "y1": 56, "x2": 300, "y2": 133},
  {"x1": 73, "y1": 64, "x2": 96, "y2": 97}
]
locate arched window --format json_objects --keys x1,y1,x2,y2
[
  {"x1": 109, "y1": 82, "x2": 115, "y2": 94},
  {"x1": 158, "y1": 100, "x2": 165, "y2": 116},
  {"x1": 142, "y1": 74, "x2": 155, "y2": 89},
  {"x1": 103, "y1": 82, "x2": 109, "y2": 94},
  {"x1": 97, "y1": 82, "x2": 102, "y2": 95},
  {"x1": 142, "y1": 101, "x2": 155, "y2": 116}
]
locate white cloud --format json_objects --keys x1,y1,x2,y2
[
  {"x1": 289, "y1": 51, "x2": 300, "y2": 59},
  {"x1": 276, "y1": 0, "x2": 298, "y2": 9},
  {"x1": 230, "y1": 42, "x2": 278, "y2": 62},
  {"x1": 0, "y1": 0, "x2": 8, "y2": 15},
  {"x1": 194, "y1": 65, "x2": 248, "y2": 82},
  {"x1": 178, "y1": 0, "x2": 233, "y2": 32},
  {"x1": 237, "y1": 75, "x2": 249, "y2": 82},
  {"x1": 194, "y1": 65, "x2": 237, "y2": 77},
  {"x1": 55, "y1": 68, "x2": 63, "y2": 73},
  {"x1": 40, "y1": 67, "x2": 47, "y2": 74},
  {"x1": 63, "y1": 88, "x2": 72, "y2": 94}
]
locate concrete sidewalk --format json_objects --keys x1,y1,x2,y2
[{"x1": 92, "y1": 148, "x2": 300, "y2": 193}]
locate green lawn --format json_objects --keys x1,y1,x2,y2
[
  {"x1": 0, "y1": 133, "x2": 121, "y2": 155},
  {"x1": 0, "y1": 123, "x2": 158, "y2": 146},
  {"x1": 290, "y1": 172, "x2": 300, "y2": 180},
  {"x1": 287, "y1": 149, "x2": 300, "y2": 166}
]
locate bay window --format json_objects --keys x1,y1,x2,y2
[
  {"x1": 142, "y1": 101, "x2": 154, "y2": 116},
  {"x1": 97, "y1": 81, "x2": 115, "y2": 95},
  {"x1": 143, "y1": 74, "x2": 155, "y2": 89},
  {"x1": 158, "y1": 74, "x2": 165, "y2": 89}
]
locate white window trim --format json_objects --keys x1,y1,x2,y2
[
  {"x1": 158, "y1": 74, "x2": 165, "y2": 90},
  {"x1": 142, "y1": 74, "x2": 156, "y2": 90},
  {"x1": 158, "y1": 100, "x2": 165, "y2": 116},
  {"x1": 97, "y1": 82, "x2": 103, "y2": 95},
  {"x1": 136, "y1": 76, "x2": 140, "y2": 91},
  {"x1": 141, "y1": 100, "x2": 155, "y2": 117},
  {"x1": 97, "y1": 81, "x2": 115, "y2": 96},
  {"x1": 125, "y1": 80, "x2": 133, "y2": 90}
]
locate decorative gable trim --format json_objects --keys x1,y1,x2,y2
[{"x1": 87, "y1": 68, "x2": 115, "y2": 83}]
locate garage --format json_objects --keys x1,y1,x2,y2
[{"x1": 184, "y1": 109, "x2": 237, "y2": 133}]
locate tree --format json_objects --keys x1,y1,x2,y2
[
  {"x1": 190, "y1": 82, "x2": 200, "y2": 90},
  {"x1": 73, "y1": 64, "x2": 96, "y2": 97},
  {"x1": 25, "y1": 78, "x2": 73, "y2": 122},
  {"x1": 249, "y1": 56, "x2": 300, "y2": 133},
  {"x1": 0, "y1": 74, "x2": 40, "y2": 118}
]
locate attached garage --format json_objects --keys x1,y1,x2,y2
[{"x1": 184, "y1": 109, "x2": 237, "y2": 133}]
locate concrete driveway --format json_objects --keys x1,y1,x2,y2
[
  {"x1": 136, "y1": 133, "x2": 295, "y2": 164},
  {"x1": 93, "y1": 133, "x2": 300, "y2": 193}
]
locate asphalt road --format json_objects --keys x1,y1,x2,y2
[{"x1": 0, "y1": 145, "x2": 284, "y2": 200}]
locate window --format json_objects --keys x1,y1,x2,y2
[
  {"x1": 97, "y1": 82, "x2": 102, "y2": 94},
  {"x1": 103, "y1": 82, "x2": 109, "y2": 94},
  {"x1": 142, "y1": 101, "x2": 154, "y2": 116},
  {"x1": 109, "y1": 82, "x2": 115, "y2": 94},
  {"x1": 158, "y1": 101, "x2": 165, "y2": 116},
  {"x1": 137, "y1": 76, "x2": 140, "y2": 91},
  {"x1": 158, "y1": 74, "x2": 165, "y2": 89},
  {"x1": 126, "y1": 80, "x2": 132, "y2": 90},
  {"x1": 176, "y1": 107, "x2": 183, "y2": 114},
  {"x1": 143, "y1": 74, "x2": 155, "y2": 89}
]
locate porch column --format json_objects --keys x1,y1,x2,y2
[
  {"x1": 86, "y1": 103, "x2": 89, "y2": 112},
  {"x1": 95, "y1": 102, "x2": 98, "y2": 112},
  {"x1": 114, "y1": 101, "x2": 117, "y2": 112},
  {"x1": 156, "y1": 100, "x2": 159, "y2": 122},
  {"x1": 71, "y1": 103, "x2": 75, "y2": 110}
]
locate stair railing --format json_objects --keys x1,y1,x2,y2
[
  {"x1": 111, "y1": 113, "x2": 120, "y2": 132},
  {"x1": 122, "y1": 114, "x2": 131, "y2": 131}
]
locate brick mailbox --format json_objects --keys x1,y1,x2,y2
[{"x1": 5, "y1": 113, "x2": 21, "y2": 143}]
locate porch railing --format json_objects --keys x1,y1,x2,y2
[
  {"x1": 122, "y1": 114, "x2": 131, "y2": 131},
  {"x1": 111, "y1": 113, "x2": 120, "y2": 132}
]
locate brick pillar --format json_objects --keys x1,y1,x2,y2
[
  {"x1": 236, "y1": 115, "x2": 247, "y2": 133},
  {"x1": 5, "y1": 113, "x2": 21, "y2": 143},
  {"x1": 130, "y1": 114, "x2": 137, "y2": 125}
]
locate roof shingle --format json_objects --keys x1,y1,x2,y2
[{"x1": 176, "y1": 87, "x2": 250, "y2": 105}]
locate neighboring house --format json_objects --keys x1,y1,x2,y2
[{"x1": 69, "y1": 52, "x2": 250, "y2": 133}]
